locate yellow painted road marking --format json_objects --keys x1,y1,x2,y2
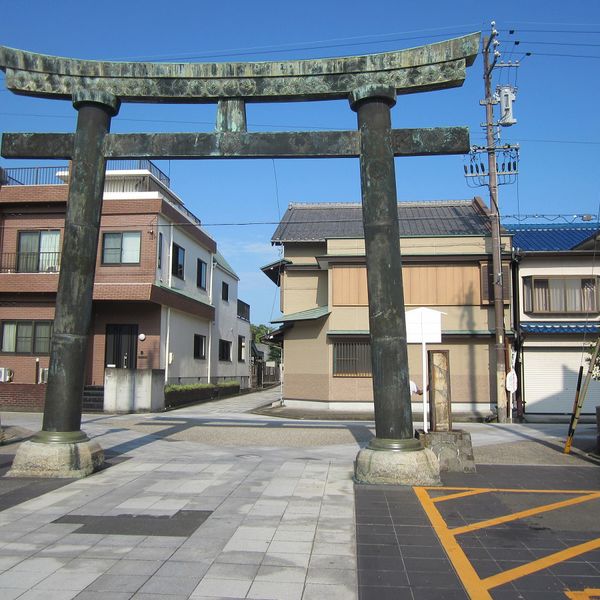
[
  {"x1": 414, "y1": 486, "x2": 493, "y2": 600},
  {"x1": 565, "y1": 588, "x2": 600, "y2": 599},
  {"x1": 482, "y1": 537, "x2": 600, "y2": 589},
  {"x1": 451, "y1": 492, "x2": 600, "y2": 535},
  {"x1": 415, "y1": 486, "x2": 600, "y2": 599},
  {"x1": 432, "y1": 489, "x2": 490, "y2": 503}
]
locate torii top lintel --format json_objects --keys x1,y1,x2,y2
[{"x1": 0, "y1": 33, "x2": 480, "y2": 103}]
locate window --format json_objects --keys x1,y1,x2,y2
[
  {"x1": 238, "y1": 336, "x2": 246, "y2": 362},
  {"x1": 17, "y1": 230, "x2": 60, "y2": 272},
  {"x1": 523, "y1": 276, "x2": 598, "y2": 314},
  {"x1": 102, "y1": 232, "x2": 141, "y2": 264},
  {"x1": 193, "y1": 334, "x2": 206, "y2": 359},
  {"x1": 222, "y1": 281, "x2": 229, "y2": 301},
  {"x1": 1, "y1": 321, "x2": 53, "y2": 354},
  {"x1": 333, "y1": 340, "x2": 372, "y2": 377},
  {"x1": 218, "y1": 339, "x2": 232, "y2": 361},
  {"x1": 157, "y1": 232, "x2": 163, "y2": 269},
  {"x1": 172, "y1": 243, "x2": 185, "y2": 279},
  {"x1": 197, "y1": 259, "x2": 207, "y2": 290},
  {"x1": 237, "y1": 300, "x2": 250, "y2": 321}
]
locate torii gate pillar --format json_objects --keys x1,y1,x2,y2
[
  {"x1": 8, "y1": 91, "x2": 120, "y2": 478},
  {"x1": 350, "y1": 85, "x2": 440, "y2": 485}
]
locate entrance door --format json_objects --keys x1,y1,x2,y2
[
  {"x1": 428, "y1": 350, "x2": 452, "y2": 431},
  {"x1": 105, "y1": 324, "x2": 138, "y2": 369}
]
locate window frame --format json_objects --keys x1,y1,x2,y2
[
  {"x1": 332, "y1": 339, "x2": 372, "y2": 378},
  {"x1": 218, "y1": 339, "x2": 232, "y2": 362},
  {"x1": 1, "y1": 320, "x2": 53, "y2": 355},
  {"x1": 157, "y1": 232, "x2": 163, "y2": 269},
  {"x1": 171, "y1": 242, "x2": 186, "y2": 280},
  {"x1": 193, "y1": 334, "x2": 206, "y2": 360},
  {"x1": 222, "y1": 281, "x2": 229, "y2": 301},
  {"x1": 17, "y1": 229, "x2": 61, "y2": 273},
  {"x1": 523, "y1": 275, "x2": 599, "y2": 314},
  {"x1": 101, "y1": 231, "x2": 142, "y2": 265},
  {"x1": 238, "y1": 335, "x2": 246, "y2": 362},
  {"x1": 197, "y1": 258, "x2": 207, "y2": 290}
]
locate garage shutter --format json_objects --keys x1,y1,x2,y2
[{"x1": 523, "y1": 347, "x2": 599, "y2": 414}]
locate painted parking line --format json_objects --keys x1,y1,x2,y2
[
  {"x1": 564, "y1": 588, "x2": 600, "y2": 599},
  {"x1": 414, "y1": 486, "x2": 600, "y2": 600}
]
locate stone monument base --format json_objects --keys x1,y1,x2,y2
[
  {"x1": 417, "y1": 429, "x2": 476, "y2": 473},
  {"x1": 7, "y1": 438, "x2": 104, "y2": 478},
  {"x1": 354, "y1": 446, "x2": 441, "y2": 486}
]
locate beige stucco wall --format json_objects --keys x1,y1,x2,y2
[
  {"x1": 282, "y1": 271, "x2": 327, "y2": 314},
  {"x1": 283, "y1": 318, "x2": 329, "y2": 401},
  {"x1": 284, "y1": 242, "x2": 326, "y2": 265},
  {"x1": 327, "y1": 339, "x2": 492, "y2": 406},
  {"x1": 327, "y1": 235, "x2": 511, "y2": 257}
]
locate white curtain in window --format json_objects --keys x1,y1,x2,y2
[
  {"x1": 582, "y1": 279, "x2": 597, "y2": 312},
  {"x1": 1, "y1": 323, "x2": 16, "y2": 352},
  {"x1": 39, "y1": 231, "x2": 60, "y2": 272},
  {"x1": 565, "y1": 279, "x2": 582, "y2": 312},
  {"x1": 121, "y1": 232, "x2": 141, "y2": 263},
  {"x1": 533, "y1": 280, "x2": 549, "y2": 312},
  {"x1": 549, "y1": 280, "x2": 564, "y2": 312}
]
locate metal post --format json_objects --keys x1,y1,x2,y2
[
  {"x1": 350, "y1": 85, "x2": 420, "y2": 451},
  {"x1": 35, "y1": 90, "x2": 120, "y2": 443}
]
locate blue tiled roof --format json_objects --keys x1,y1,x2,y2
[
  {"x1": 504, "y1": 223, "x2": 600, "y2": 251},
  {"x1": 521, "y1": 321, "x2": 600, "y2": 334}
]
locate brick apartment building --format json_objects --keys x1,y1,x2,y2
[{"x1": 0, "y1": 161, "x2": 251, "y2": 410}]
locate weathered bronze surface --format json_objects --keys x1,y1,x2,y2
[
  {"x1": 0, "y1": 34, "x2": 479, "y2": 102},
  {"x1": 0, "y1": 33, "x2": 480, "y2": 468},
  {"x1": 39, "y1": 98, "x2": 116, "y2": 438},
  {"x1": 1, "y1": 128, "x2": 470, "y2": 160},
  {"x1": 350, "y1": 84, "x2": 419, "y2": 446}
]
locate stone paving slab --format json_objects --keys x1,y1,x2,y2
[{"x1": 1, "y1": 388, "x2": 599, "y2": 599}]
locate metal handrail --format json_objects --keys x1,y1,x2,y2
[{"x1": 0, "y1": 252, "x2": 61, "y2": 273}]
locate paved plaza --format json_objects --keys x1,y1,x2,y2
[{"x1": 0, "y1": 388, "x2": 599, "y2": 599}]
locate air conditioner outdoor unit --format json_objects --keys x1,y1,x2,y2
[
  {"x1": 38, "y1": 367, "x2": 49, "y2": 384},
  {"x1": 0, "y1": 368, "x2": 14, "y2": 383}
]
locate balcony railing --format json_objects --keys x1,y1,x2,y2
[
  {"x1": 0, "y1": 160, "x2": 170, "y2": 188},
  {"x1": 0, "y1": 252, "x2": 61, "y2": 273}
]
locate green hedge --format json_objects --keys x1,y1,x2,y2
[{"x1": 164, "y1": 381, "x2": 241, "y2": 409}]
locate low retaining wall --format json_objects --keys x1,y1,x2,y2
[
  {"x1": 0, "y1": 383, "x2": 46, "y2": 412},
  {"x1": 165, "y1": 384, "x2": 241, "y2": 410}
]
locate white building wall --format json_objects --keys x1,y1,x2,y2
[
  {"x1": 156, "y1": 215, "x2": 213, "y2": 305},
  {"x1": 163, "y1": 308, "x2": 211, "y2": 382}
]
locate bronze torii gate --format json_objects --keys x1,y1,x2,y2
[{"x1": 1, "y1": 33, "x2": 480, "y2": 482}]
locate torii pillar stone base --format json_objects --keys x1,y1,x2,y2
[
  {"x1": 354, "y1": 441, "x2": 441, "y2": 486},
  {"x1": 7, "y1": 437, "x2": 104, "y2": 479}
]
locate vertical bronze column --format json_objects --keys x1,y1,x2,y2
[
  {"x1": 350, "y1": 85, "x2": 420, "y2": 452},
  {"x1": 34, "y1": 90, "x2": 120, "y2": 444}
]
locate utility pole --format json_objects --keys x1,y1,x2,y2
[
  {"x1": 483, "y1": 27, "x2": 509, "y2": 422},
  {"x1": 464, "y1": 22, "x2": 520, "y2": 423}
]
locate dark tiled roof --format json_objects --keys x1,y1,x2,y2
[
  {"x1": 504, "y1": 223, "x2": 600, "y2": 251},
  {"x1": 272, "y1": 200, "x2": 492, "y2": 243},
  {"x1": 521, "y1": 321, "x2": 600, "y2": 335}
]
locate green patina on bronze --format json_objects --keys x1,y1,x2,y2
[
  {"x1": 0, "y1": 34, "x2": 481, "y2": 471},
  {"x1": 1, "y1": 127, "x2": 470, "y2": 160},
  {"x1": 0, "y1": 33, "x2": 479, "y2": 102}
]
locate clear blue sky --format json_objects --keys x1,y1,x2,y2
[{"x1": 1, "y1": 0, "x2": 599, "y2": 325}]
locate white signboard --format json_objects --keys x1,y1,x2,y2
[
  {"x1": 405, "y1": 308, "x2": 444, "y2": 433},
  {"x1": 405, "y1": 307, "x2": 443, "y2": 344}
]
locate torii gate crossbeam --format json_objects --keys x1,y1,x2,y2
[{"x1": 1, "y1": 34, "x2": 480, "y2": 483}]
